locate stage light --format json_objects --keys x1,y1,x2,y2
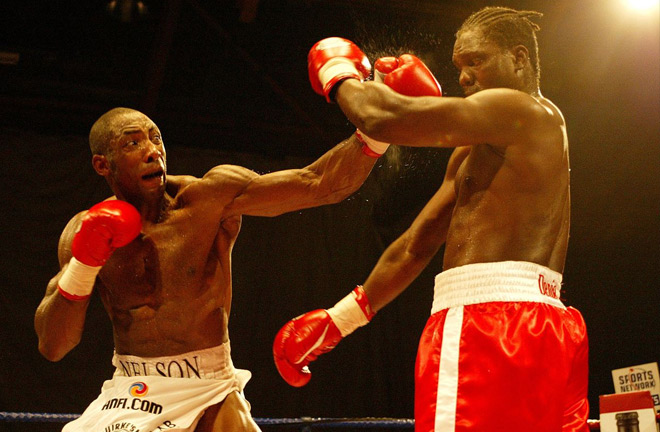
[
  {"x1": 106, "y1": 0, "x2": 149, "y2": 23},
  {"x1": 625, "y1": 0, "x2": 659, "y2": 12}
]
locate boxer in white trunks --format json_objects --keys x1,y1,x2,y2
[
  {"x1": 273, "y1": 6, "x2": 589, "y2": 432},
  {"x1": 63, "y1": 342, "x2": 252, "y2": 431},
  {"x1": 34, "y1": 106, "x2": 383, "y2": 431}
]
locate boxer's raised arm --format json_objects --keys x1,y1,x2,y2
[
  {"x1": 338, "y1": 80, "x2": 556, "y2": 150},
  {"x1": 35, "y1": 201, "x2": 141, "y2": 361}
]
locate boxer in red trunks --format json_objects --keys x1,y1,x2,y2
[{"x1": 273, "y1": 6, "x2": 589, "y2": 432}]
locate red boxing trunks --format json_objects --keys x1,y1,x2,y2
[{"x1": 415, "y1": 261, "x2": 589, "y2": 432}]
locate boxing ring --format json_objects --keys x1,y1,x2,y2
[{"x1": 0, "y1": 411, "x2": 616, "y2": 430}]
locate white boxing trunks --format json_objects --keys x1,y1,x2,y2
[
  {"x1": 62, "y1": 341, "x2": 253, "y2": 432},
  {"x1": 415, "y1": 261, "x2": 589, "y2": 432}
]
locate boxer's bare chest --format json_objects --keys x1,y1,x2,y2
[
  {"x1": 98, "y1": 205, "x2": 229, "y2": 314},
  {"x1": 445, "y1": 144, "x2": 536, "y2": 267},
  {"x1": 453, "y1": 144, "x2": 504, "y2": 203},
  {"x1": 97, "y1": 202, "x2": 238, "y2": 354}
]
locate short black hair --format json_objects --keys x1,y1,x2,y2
[{"x1": 88, "y1": 107, "x2": 139, "y2": 155}]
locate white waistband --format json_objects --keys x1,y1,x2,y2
[
  {"x1": 112, "y1": 341, "x2": 236, "y2": 380},
  {"x1": 431, "y1": 261, "x2": 565, "y2": 314}
]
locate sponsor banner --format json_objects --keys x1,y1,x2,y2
[
  {"x1": 612, "y1": 362, "x2": 660, "y2": 409},
  {"x1": 100, "y1": 382, "x2": 178, "y2": 431}
]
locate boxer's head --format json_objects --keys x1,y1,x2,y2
[
  {"x1": 89, "y1": 107, "x2": 167, "y2": 201},
  {"x1": 453, "y1": 7, "x2": 542, "y2": 96}
]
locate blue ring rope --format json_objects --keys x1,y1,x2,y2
[
  {"x1": 0, "y1": 411, "x2": 614, "y2": 430},
  {"x1": 0, "y1": 411, "x2": 414, "y2": 428}
]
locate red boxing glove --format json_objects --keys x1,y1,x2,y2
[
  {"x1": 272, "y1": 309, "x2": 340, "y2": 387},
  {"x1": 308, "y1": 37, "x2": 371, "y2": 103},
  {"x1": 356, "y1": 55, "x2": 441, "y2": 157},
  {"x1": 58, "y1": 200, "x2": 141, "y2": 301},
  {"x1": 72, "y1": 200, "x2": 142, "y2": 266},
  {"x1": 273, "y1": 286, "x2": 375, "y2": 387},
  {"x1": 374, "y1": 54, "x2": 442, "y2": 97}
]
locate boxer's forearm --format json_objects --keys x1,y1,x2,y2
[
  {"x1": 308, "y1": 133, "x2": 377, "y2": 202},
  {"x1": 35, "y1": 278, "x2": 90, "y2": 361},
  {"x1": 362, "y1": 234, "x2": 438, "y2": 313},
  {"x1": 232, "y1": 134, "x2": 376, "y2": 217},
  {"x1": 335, "y1": 79, "x2": 398, "y2": 138}
]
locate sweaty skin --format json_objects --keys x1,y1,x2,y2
[
  {"x1": 273, "y1": 14, "x2": 586, "y2": 432},
  {"x1": 35, "y1": 109, "x2": 376, "y2": 431},
  {"x1": 333, "y1": 28, "x2": 570, "y2": 311},
  {"x1": 445, "y1": 29, "x2": 570, "y2": 272},
  {"x1": 58, "y1": 175, "x2": 240, "y2": 356},
  {"x1": 444, "y1": 95, "x2": 570, "y2": 272},
  {"x1": 40, "y1": 111, "x2": 375, "y2": 357}
]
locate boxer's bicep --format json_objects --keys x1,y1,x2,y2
[
  {"x1": 209, "y1": 139, "x2": 373, "y2": 217},
  {"x1": 57, "y1": 212, "x2": 85, "y2": 268},
  {"x1": 226, "y1": 168, "x2": 324, "y2": 217},
  {"x1": 436, "y1": 90, "x2": 548, "y2": 148},
  {"x1": 200, "y1": 164, "x2": 318, "y2": 218},
  {"x1": 201, "y1": 165, "x2": 270, "y2": 216}
]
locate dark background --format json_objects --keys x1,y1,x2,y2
[{"x1": 0, "y1": 0, "x2": 658, "y2": 430}]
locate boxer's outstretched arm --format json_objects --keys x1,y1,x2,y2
[{"x1": 221, "y1": 133, "x2": 377, "y2": 218}]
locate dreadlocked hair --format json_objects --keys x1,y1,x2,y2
[{"x1": 458, "y1": 6, "x2": 543, "y2": 85}]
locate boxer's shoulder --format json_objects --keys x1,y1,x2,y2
[
  {"x1": 166, "y1": 175, "x2": 198, "y2": 195},
  {"x1": 201, "y1": 165, "x2": 258, "y2": 194},
  {"x1": 166, "y1": 166, "x2": 256, "y2": 206}
]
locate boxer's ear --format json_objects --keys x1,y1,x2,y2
[{"x1": 93, "y1": 154, "x2": 110, "y2": 176}]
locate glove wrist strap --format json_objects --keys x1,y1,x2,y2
[
  {"x1": 356, "y1": 129, "x2": 390, "y2": 158},
  {"x1": 319, "y1": 57, "x2": 360, "y2": 86},
  {"x1": 327, "y1": 285, "x2": 375, "y2": 337},
  {"x1": 319, "y1": 58, "x2": 362, "y2": 102},
  {"x1": 58, "y1": 257, "x2": 100, "y2": 301}
]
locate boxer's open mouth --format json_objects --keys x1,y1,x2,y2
[{"x1": 142, "y1": 169, "x2": 164, "y2": 181}]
